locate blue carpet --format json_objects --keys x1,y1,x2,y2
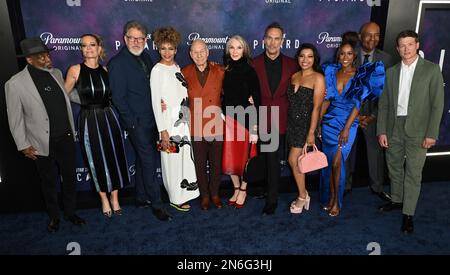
[{"x1": 0, "y1": 181, "x2": 449, "y2": 255}]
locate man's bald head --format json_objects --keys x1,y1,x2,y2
[
  {"x1": 190, "y1": 39, "x2": 209, "y2": 69},
  {"x1": 359, "y1": 22, "x2": 381, "y2": 52},
  {"x1": 191, "y1": 39, "x2": 207, "y2": 50}
]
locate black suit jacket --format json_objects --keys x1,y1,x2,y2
[{"x1": 108, "y1": 47, "x2": 155, "y2": 130}]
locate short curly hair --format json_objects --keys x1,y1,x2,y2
[{"x1": 153, "y1": 26, "x2": 181, "y2": 48}]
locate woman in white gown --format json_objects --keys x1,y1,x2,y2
[{"x1": 150, "y1": 26, "x2": 199, "y2": 211}]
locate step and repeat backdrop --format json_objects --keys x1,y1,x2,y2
[
  {"x1": 418, "y1": 4, "x2": 450, "y2": 148},
  {"x1": 20, "y1": 0, "x2": 374, "y2": 191}
]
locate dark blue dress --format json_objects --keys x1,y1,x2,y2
[{"x1": 319, "y1": 61, "x2": 384, "y2": 208}]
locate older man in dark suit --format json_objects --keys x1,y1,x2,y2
[
  {"x1": 345, "y1": 22, "x2": 394, "y2": 201},
  {"x1": 108, "y1": 20, "x2": 171, "y2": 221},
  {"x1": 5, "y1": 38, "x2": 85, "y2": 233}
]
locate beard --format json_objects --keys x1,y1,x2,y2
[{"x1": 128, "y1": 47, "x2": 144, "y2": 56}]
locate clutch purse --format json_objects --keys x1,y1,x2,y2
[
  {"x1": 243, "y1": 143, "x2": 266, "y2": 183},
  {"x1": 156, "y1": 140, "x2": 180, "y2": 153},
  {"x1": 297, "y1": 144, "x2": 328, "y2": 174}
]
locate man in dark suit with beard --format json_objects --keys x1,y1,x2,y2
[{"x1": 108, "y1": 20, "x2": 172, "y2": 221}]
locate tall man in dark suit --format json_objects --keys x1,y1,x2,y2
[
  {"x1": 377, "y1": 30, "x2": 444, "y2": 234},
  {"x1": 253, "y1": 22, "x2": 298, "y2": 215},
  {"x1": 108, "y1": 20, "x2": 172, "y2": 221},
  {"x1": 5, "y1": 38, "x2": 85, "y2": 232},
  {"x1": 345, "y1": 22, "x2": 394, "y2": 201}
]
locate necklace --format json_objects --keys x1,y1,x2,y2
[{"x1": 342, "y1": 68, "x2": 355, "y2": 74}]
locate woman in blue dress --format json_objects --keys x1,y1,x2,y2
[{"x1": 319, "y1": 40, "x2": 384, "y2": 217}]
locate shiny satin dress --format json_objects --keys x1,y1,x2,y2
[
  {"x1": 76, "y1": 63, "x2": 130, "y2": 193},
  {"x1": 319, "y1": 61, "x2": 385, "y2": 208}
]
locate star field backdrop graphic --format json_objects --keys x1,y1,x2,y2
[
  {"x1": 20, "y1": 0, "x2": 372, "y2": 190},
  {"x1": 419, "y1": 8, "x2": 450, "y2": 147}
]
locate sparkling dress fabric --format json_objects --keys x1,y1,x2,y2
[{"x1": 286, "y1": 85, "x2": 314, "y2": 148}]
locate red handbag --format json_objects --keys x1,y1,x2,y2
[
  {"x1": 156, "y1": 140, "x2": 180, "y2": 153},
  {"x1": 297, "y1": 144, "x2": 328, "y2": 174}
]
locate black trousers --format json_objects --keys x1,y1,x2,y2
[
  {"x1": 127, "y1": 119, "x2": 163, "y2": 209},
  {"x1": 263, "y1": 134, "x2": 285, "y2": 206},
  {"x1": 34, "y1": 133, "x2": 77, "y2": 219}
]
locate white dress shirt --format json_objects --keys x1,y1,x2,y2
[{"x1": 397, "y1": 55, "x2": 419, "y2": 116}]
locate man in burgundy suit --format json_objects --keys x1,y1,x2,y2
[{"x1": 253, "y1": 22, "x2": 298, "y2": 215}]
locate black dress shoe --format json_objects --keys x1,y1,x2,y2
[
  {"x1": 262, "y1": 203, "x2": 277, "y2": 216},
  {"x1": 64, "y1": 214, "x2": 86, "y2": 225},
  {"x1": 370, "y1": 187, "x2": 392, "y2": 202},
  {"x1": 152, "y1": 208, "x2": 172, "y2": 221},
  {"x1": 47, "y1": 218, "x2": 60, "y2": 233},
  {"x1": 401, "y1": 214, "x2": 414, "y2": 234},
  {"x1": 344, "y1": 189, "x2": 352, "y2": 197},
  {"x1": 376, "y1": 191, "x2": 392, "y2": 202},
  {"x1": 379, "y1": 202, "x2": 403, "y2": 212},
  {"x1": 136, "y1": 200, "x2": 152, "y2": 208},
  {"x1": 254, "y1": 192, "x2": 267, "y2": 200}
]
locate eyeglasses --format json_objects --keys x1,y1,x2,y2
[
  {"x1": 126, "y1": 35, "x2": 146, "y2": 43},
  {"x1": 175, "y1": 72, "x2": 188, "y2": 88}
]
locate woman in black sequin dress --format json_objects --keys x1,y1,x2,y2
[
  {"x1": 287, "y1": 44, "x2": 325, "y2": 214},
  {"x1": 65, "y1": 34, "x2": 129, "y2": 217}
]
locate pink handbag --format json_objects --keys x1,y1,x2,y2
[{"x1": 297, "y1": 144, "x2": 328, "y2": 174}]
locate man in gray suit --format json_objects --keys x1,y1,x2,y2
[
  {"x1": 5, "y1": 38, "x2": 85, "y2": 233},
  {"x1": 345, "y1": 22, "x2": 394, "y2": 201},
  {"x1": 378, "y1": 30, "x2": 444, "y2": 234}
]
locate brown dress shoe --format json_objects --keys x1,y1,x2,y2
[
  {"x1": 211, "y1": 196, "x2": 223, "y2": 209},
  {"x1": 200, "y1": 197, "x2": 209, "y2": 210}
]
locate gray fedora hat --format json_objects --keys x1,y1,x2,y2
[{"x1": 17, "y1": 37, "x2": 54, "y2": 58}]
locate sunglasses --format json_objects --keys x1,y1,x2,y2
[{"x1": 175, "y1": 72, "x2": 188, "y2": 88}]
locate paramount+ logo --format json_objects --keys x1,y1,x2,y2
[{"x1": 66, "y1": 0, "x2": 81, "y2": 6}]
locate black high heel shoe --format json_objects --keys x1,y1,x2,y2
[{"x1": 110, "y1": 199, "x2": 123, "y2": 216}]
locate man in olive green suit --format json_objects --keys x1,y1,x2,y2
[{"x1": 377, "y1": 30, "x2": 444, "y2": 234}]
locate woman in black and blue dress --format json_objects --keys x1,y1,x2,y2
[
  {"x1": 287, "y1": 44, "x2": 325, "y2": 214},
  {"x1": 65, "y1": 34, "x2": 129, "y2": 217}
]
